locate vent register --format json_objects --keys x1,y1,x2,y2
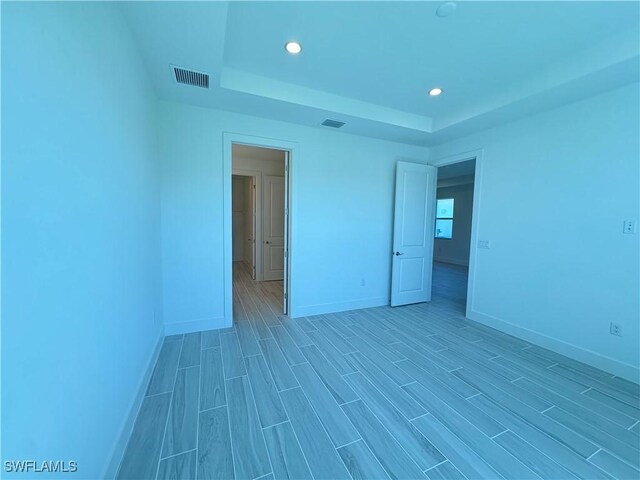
[{"x1": 172, "y1": 66, "x2": 346, "y2": 129}]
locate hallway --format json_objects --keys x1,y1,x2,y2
[{"x1": 118, "y1": 265, "x2": 640, "y2": 480}]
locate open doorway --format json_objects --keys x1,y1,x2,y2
[
  {"x1": 432, "y1": 159, "x2": 476, "y2": 312},
  {"x1": 231, "y1": 144, "x2": 289, "y2": 316}
]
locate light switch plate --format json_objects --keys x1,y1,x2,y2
[{"x1": 478, "y1": 240, "x2": 491, "y2": 249}]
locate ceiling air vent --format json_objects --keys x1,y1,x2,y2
[
  {"x1": 321, "y1": 119, "x2": 346, "y2": 128},
  {"x1": 172, "y1": 66, "x2": 210, "y2": 88}
]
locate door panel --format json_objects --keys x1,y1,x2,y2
[
  {"x1": 249, "y1": 177, "x2": 256, "y2": 279},
  {"x1": 282, "y1": 154, "x2": 289, "y2": 315},
  {"x1": 391, "y1": 162, "x2": 436, "y2": 306},
  {"x1": 263, "y1": 175, "x2": 285, "y2": 281}
]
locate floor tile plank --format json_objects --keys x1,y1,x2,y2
[
  {"x1": 291, "y1": 362, "x2": 361, "y2": 447},
  {"x1": 117, "y1": 393, "x2": 171, "y2": 479},
  {"x1": 226, "y1": 376, "x2": 271, "y2": 480},
  {"x1": 259, "y1": 337, "x2": 299, "y2": 391},
  {"x1": 244, "y1": 353, "x2": 288, "y2": 428},
  {"x1": 178, "y1": 332, "x2": 201, "y2": 368},
  {"x1": 300, "y1": 344, "x2": 358, "y2": 404},
  {"x1": 346, "y1": 352, "x2": 426, "y2": 420},
  {"x1": 197, "y1": 407, "x2": 234, "y2": 480},
  {"x1": 342, "y1": 400, "x2": 427, "y2": 479},
  {"x1": 270, "y1": 325, "x2": 306, "y2": 366},
  {"x1": 345, "y1": 372, "x2": 445, "y2": 470},
  {"x1": 262, "y1": 421, "x2": 313, "y2": 480},
  {"x1": 280, "y1": 387, "x2": 351, "y2": 479},
  {"x1": 200, "y1": 347, "x2": 226, "y2": 410},
  {"x1": 157, "y1": 450, "x2": 196, "y2": 480},
  {"x1": 147, "y1": 341, "x2": 182, "y2": 396},
  {"x1": 162, "y1": 366, "x2": 199, "y2": 457},
  {"x1": 425, "y1": 461, "x2": 466, "y2": 480},
  {"x1": 201, "y1": 330, "x2": 220, "y2": 349},
  {"x1": 337, "y1": 439, "x2": 391, "y2": 480},
  {"x1": 220, "y1": 332, "x2": 247, "y2": 379}
]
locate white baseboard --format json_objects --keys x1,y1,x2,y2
[
  {"x1": 164, "y1": 316, "x2": 229, "y2": 335},
  {"x1": 468, "y1": 309, "x2": 640, "y2": 384},
  {"x1": 102, "y1": 328, "x2": 164, "y2": 479},
  {"x1": 292, "y1": 296, "x2": 388, "y2": 318}
]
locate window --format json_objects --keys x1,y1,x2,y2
[{"x1": 435, "y1": 198, "x2": 454, "y2": 239}]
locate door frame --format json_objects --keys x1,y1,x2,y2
[
  {"x1": 223, "y1": 133, "x2": 298, "y2": 325},
  {"x1": 429, "y1": 149, "x2": 484, "y2": 318},
  {"x1": 231, "y1": 170, "x2": 261, "y2": 280}
]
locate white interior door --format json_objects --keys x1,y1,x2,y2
[
  {"x1": 263, "y1": 175, "x2": 285, "y2": 281},
  {"x1": 283, "y1": 154, "x2": 289, "y2": 315},
  {"x1": 390, "y1": 161, "x2": 437, "y2": 307},
  {"x1": 249, "y1": 177, "x2": 257, "y2": 279}
]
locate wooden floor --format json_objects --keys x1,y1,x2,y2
[{"x1": 118, "y1": 262, "x2": 640, "y2": 480}]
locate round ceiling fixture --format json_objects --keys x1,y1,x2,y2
[
  {"x1": 284, "y1": 41, "x2": 302, "y2": 54},
  {"x1": 429, "y1": 87, "x2": 443, "y2": 96},
  {"x1": 436, "y1": 2, "x2": 457, "y2": 18}
]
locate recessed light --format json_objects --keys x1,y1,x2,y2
[
  {"x1": 285, "y1": 41, "x2": 302, "y2": 55},
  {"x1": 429, "y1": 87, "x2": 443, "y2": 96}
]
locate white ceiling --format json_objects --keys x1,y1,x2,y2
[{"x1": 121, "y1": 1, "x2": 640, "y2": 146}]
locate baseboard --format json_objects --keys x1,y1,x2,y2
[
  {"x1": 102, "y1": 327, "x2": 164, "y2": 479},
  {"x1": 434, "y1": 256, "x2": 469, "y2": 267},
  {"x1": 164, "y1": 316, "x2": 228, "y2": 335},
  {"x1": 468, "y1": 309, "x2": 640, "y2": 384},
  {"x1": 292, "y1": 296, "x2": 388, "y2": 318}
]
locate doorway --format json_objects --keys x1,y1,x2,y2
[
  {"x1": 431, "y1": 158, "x2": 477, "y2": 313},
  {"x1": 230, "y1": 142, "x2": 290, "y2": 319}
]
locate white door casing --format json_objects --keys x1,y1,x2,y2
[
  {"x1": 390, "y1": 161, "x2": 437, "y2": 306},
  {"x1": 263, "y1": 175, "x2": 285, "y2": 281},
  {"x1": 283, "y1": 154, "x2": 290, "y2": 314},
  {"x1": 249, "y1": 176, "x2": 257, "y2": 279}
]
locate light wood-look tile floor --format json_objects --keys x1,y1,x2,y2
[{"x1": 118, "y1": 262, "x2": 640, "y2": 480}]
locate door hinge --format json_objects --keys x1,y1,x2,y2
[{"x1": 284, "y1": 293, "x2": 288, "y2": 300}]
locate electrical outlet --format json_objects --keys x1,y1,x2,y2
[
  {"x1": 610, "y1": 322, "x2": 622, "y2": 337},
  {"x1": 623, "y1": 220, "x2": 637, "y2": 234},
  {"x1": 360, "y1": 278, "x2": 366, "y2": 287}
]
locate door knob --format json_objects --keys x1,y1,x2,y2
[
  {"x1": 265, "y1": 241, "x2": 270, "y2": 244},
  {"x1": 394, "y1": 251, "x2": 404, "y2": 256}
]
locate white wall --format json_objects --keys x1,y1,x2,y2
[
  {"x1": 431, "y1": 82, "x2": 640, "y2": 381},
  {"x1": 232, "y1": 175, "x2": 248, "y2": 262},
  {"x1": 158, "y1": 102, "x2": 430, "y2": 332},
  {"x1": 2, "y1": 2, "x2": 162, "y2": 477},
  {"x1": 434, "y1": 182, "x2": 474, "y2": 266}
]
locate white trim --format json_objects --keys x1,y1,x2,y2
[
  {"x1": 429, "y1": 148, "x2": 484, "y2": 320},
  {"x1": 103, "y1": 329, "x2": 164, "y2": 479},
  {"x1": 223, "y1": 133, "x2": 299, "y2": 324},
  {"x1": 165, "y1": 316, "x2": 227, "y2": 335},
  {"x1": 294, "y1": 296, "x2": 388, "y2": 318},
  {"x1": 469, "y1": 309, "x2": 640, "y2": 383}
]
